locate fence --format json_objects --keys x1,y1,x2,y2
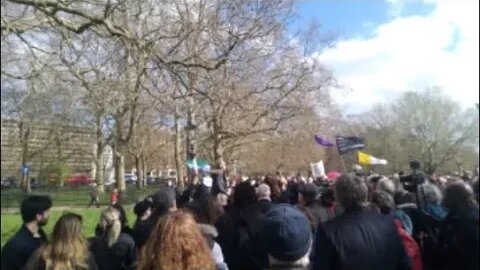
[{"x1": 0, "y1": 185, "x2": 165, "y2": 210}]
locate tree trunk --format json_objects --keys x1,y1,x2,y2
[
  {"x1": 142, "y1": 157, "x2": 147, "y2": 187},
  {"x1": 94, "y1": 114, "x2": 106, "y2": 192},
  {"x1": 95, "y1": 151, "x2": 105, "y2": 193},
  {"x1": 186, "y1": 101, "x2": 197, "y2": 184},
  {"x1": 135, "y1": 155, "x2": 144, "y2": 189},
  {"x1": 114, "y1": 143, "x2": 126, "y2": 193},
  {"x1": 174, "y1": 109, "x2": 185, "y2": 190},
  {"x1": 19, "y1": 121, "x2": 31, "y2": 194}
]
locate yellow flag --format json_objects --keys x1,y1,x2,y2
[
  {"x1": 358, "y1": 151, "x2": 371, "y2": 165},
  {"x1": 358, "y1": 151, "x2": 388, "y2": 165}
]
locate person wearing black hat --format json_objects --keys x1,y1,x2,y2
[
  {"x1": 312, "y1": 174, "x2": 411, "y2": 270},
  {"x1": 298, "y1": 184, "x2": 335, "y2": 231},
  {"x1": 262, "y1": 204, "x2": 312, "y2": 270},
  {"x1": 131, "y1": 188, "x2": 177, "y2": 248}
]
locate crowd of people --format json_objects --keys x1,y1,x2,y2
[{"x1": 1, "y1": 163, "x2": 479, "y2": 270}]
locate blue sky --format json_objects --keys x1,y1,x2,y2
[
  {"x1": 290, "y1": 0, "x2": 478, "y2": 114},
  {"x1": 291, "y1": 0, "x2": 435, "y2": 40}
]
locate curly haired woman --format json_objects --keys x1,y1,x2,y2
[{"x1": 138, "y1": 210, "x2": 215, "y2": 270}]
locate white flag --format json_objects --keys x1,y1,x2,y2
[{"x1": 310, "y1": 160, "x2": 326, "y2": 178}]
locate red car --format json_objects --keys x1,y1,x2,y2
[{"x1": 66, "y1": 174, "x2": 94, "y2": 186}]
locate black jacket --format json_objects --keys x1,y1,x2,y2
[
  {"x1": 131, "y1": 214, "x2": 161, "y2": 249},
  {"x1": 212, "y1": 172, "x2": 228, "y2": 196},
  {"x1": 438, "y1": 206, "x2": 479, "y2": 270},
  {"x1": 1, "y1": 225, "x2": 48, "y2": 270},
  {"x1": 89, "y1": 233, "x2": 137, "y2": 270},
  {"x1": 312, "y1": 209, "x2": 411, "y2": 270}
]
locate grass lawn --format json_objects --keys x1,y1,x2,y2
[{"x1": 1, "y1": 207, "x2": 137, "y2": 248}]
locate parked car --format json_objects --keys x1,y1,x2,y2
[
  {"x1": 125, "y1": 174, "x2": 137, "y2": 185},
  {"x1": 1, "y1": 179, "x2": 12, "y2": 189},
  {"x1": 66, "y1": 174, "x2": 94, "y2": 186},
  {"x1": 146, "y1": 176, "x2": 156, "y2": 185}
]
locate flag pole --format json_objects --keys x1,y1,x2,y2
[{"x1": 340, "y1": 156, "x2": 347, "y2": 173}]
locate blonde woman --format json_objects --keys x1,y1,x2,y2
[
  {"x1": 89, "y1": 207, "x2": 136, "y2": 270},
  {"x1": 138, "y1": 210, "x2": 215, "y2": 270},
  {"x1": 25, "y1": 213, "x2": 97, "y2": 270}
]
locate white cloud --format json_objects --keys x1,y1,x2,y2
[{"x1": 315, "y1": 1, "x2": 479, "y2": 114}]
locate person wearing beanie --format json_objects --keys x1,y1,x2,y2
[
  {"x1": 312, "y1": 174, "x2": 411, "y2": 270},
  {"x1": 262, "y1": 204, "x2": 312, "y2": 270}
]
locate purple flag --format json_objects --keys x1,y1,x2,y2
[{"x1": 314, "y1": 135, "x2": 335, "y2": 147}]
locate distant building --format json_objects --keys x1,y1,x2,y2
[{"x1": 1, "y1": 118, "x2": 96, "y2": 181}]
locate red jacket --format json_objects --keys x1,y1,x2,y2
[
  {"x1": 110, "y1": 191, "x2": 118, "y2": 204},
  {"x1": 395, "y1": 219, "x2": 423, "y2": 270}
]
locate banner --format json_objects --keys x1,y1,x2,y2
[
  {"x1": 310, "y1": 160, "x2": 326, "y2": 178},
  {"x1": 358, "y1": 151, "x2": 388, "y2": 165},
  {"x1": 336, "y1": 136, "x2": 365, "y2": 155},
  {"x1": 314, "y1": 135, "x2": 335, "y2": 147},
  {"x1": 186, "y1": 159, "x2": 210, "y2": 173}
]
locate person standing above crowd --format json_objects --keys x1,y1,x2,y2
[
  {"x1": 1, "y1": 195, "x2": 52, "y2": 270},
  {"x1": 89, "y1": 207, "x2": 136, "y2": 270},
  {"x1": 24, "y1": 213, "x2": 98, "y2": 270},
  {"x1": 137, "y1": 211, "x2": 215, "y2": 270},
  {"x1": 211, "y1": 161, "x2": 229, "y2": 204},
  {"x1": 312, "y1": 174, "x2": 411, "y2": 270},
  {"x1": 438, "y1": 181, "x2": 479, "y2": 270}
]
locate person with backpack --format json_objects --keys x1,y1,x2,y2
[
  {"x1": 89, "y1": 207, "x2": 137, "y2": 270},
  {"x1": 370, "y1": 191, "x2": 422, "y2": 270}
]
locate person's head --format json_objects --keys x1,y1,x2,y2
[
  {"x1": 394, "y1": 190, "x2": 416, "y2": 206},
  {"x1": 298, "y1": 183, "x2": 319, "y2": 206},
  {"x1": 264, "y1": 175, "x2": 281, "y2": 199},
  {"x1": 232, "y1": 181, "x2": 257, "y2": 209},
  {"x1": 418, "y1": 182, "x2": 443, "y2": 205},
  {"x1": 376, "y1": 177, "x2": 396, "y2": 196},
  {"x1": 113, "y1": 188, "x2": 118, "y2": 193},
  {"x1": 369, "y1": 191, "x2": 395, "y2": 215},
  {"x1": 151, "y1": 187, "x2": 177, "y2": 218},
  {"x1": 263, "y1": 205, "x2": 312, "y2": 268},
  {"x1": 111, "y1": 204, "x2": 128, "y2": 228},
  {"x1": 187, "y1": 196, "x2": 224, "y2": 225},
  {"x1": 40, "y1": 213, "x2": 89, "y2": 270},
  {"x1": 99, "y1": 207, "x2": 122, "y2": 247},
  {"x1": 334, "y1": 174, "x2": 368, "y2": 211},
  {"x1": 138, "y1": 211, "x2": 215, "y2": 270},
  {"x1": 320, "y1": 187, "x2": 335, "y2": 207},
  {"x1": 443, "y1": 181, "x2": 477, "y2": 211},
  {"x1": 134, "y1": 200, "x2": 152, "y2": 221},
  {"x1": 21, "y1": 195, "x2": 52, "y2": 226},
  {"x1": 257, "y1": 183, "x2": 271, "y2": 201}
]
